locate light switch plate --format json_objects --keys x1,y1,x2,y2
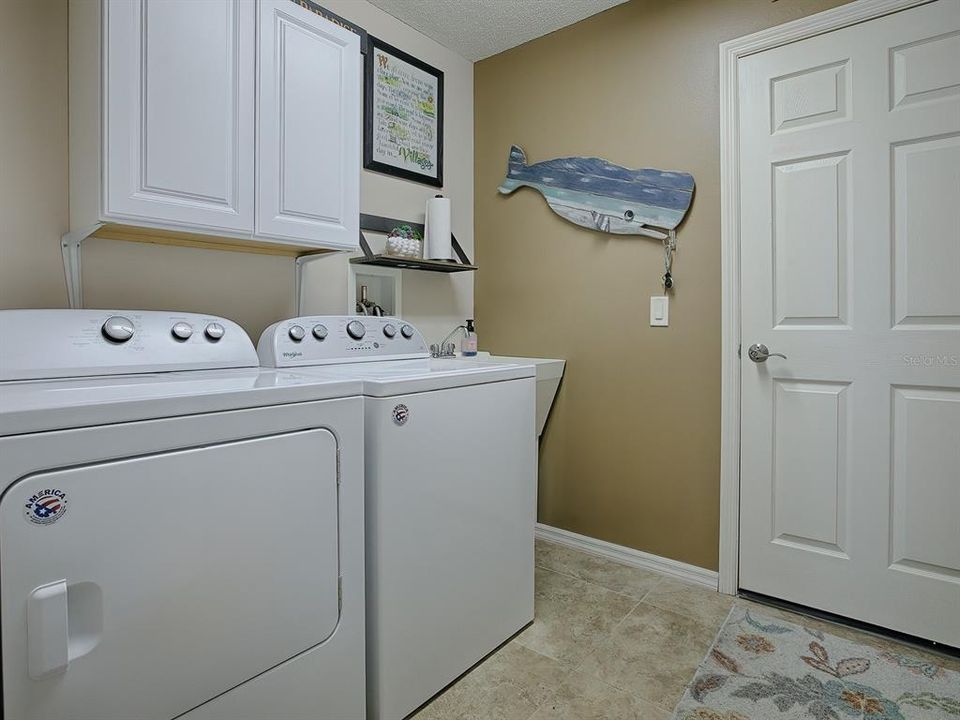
[{"x1": 650, "y1": 296, "x2": 669, "y2": 326}]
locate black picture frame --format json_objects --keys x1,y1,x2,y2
[{"x1": 364, "y1": 36, "x2": 444, "y2": 188}]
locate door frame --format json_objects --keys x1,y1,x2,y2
[{"x1": 717, "y1": 0, "x2": 933, "y2": 595}]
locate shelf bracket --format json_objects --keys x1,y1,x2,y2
[
  {"x1": 450, "y1": 235, "x2": 471, "y2": 266},
  {"x1": 358, "y1": 229, "x2": 377, "y2": 261},
  {"x1": 61, "y1": 224, "x2": 104, "y2": 309}
]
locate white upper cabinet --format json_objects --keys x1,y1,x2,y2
[
  {"x1": 69, "y1": 0, "x2": 360, "y2": 252},
  {"x1": 256, "y1": 1, "x2": 361, "y2": 249},
  {"x1": 103, "y1": 0, "x2": 255, "y2": 233}
]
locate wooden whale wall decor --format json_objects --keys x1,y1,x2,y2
[{"x1": 497, "y1": 145, "x2": 694, "y2": 240}]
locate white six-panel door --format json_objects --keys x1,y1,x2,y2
[
  {"x1": 256, "y1": 0, "x2": 360, "y2": 248},
  {"x1": 104, "y1": 0, "x2": 255, "y2": 233},
  {"x1": 738, "y1": 0, "x2": 960, "y2": 646}
]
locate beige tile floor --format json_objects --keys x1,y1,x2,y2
[{"x1": 412, "y1": 538, "x2": 960, "y2": 720}]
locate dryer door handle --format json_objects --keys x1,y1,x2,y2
[{"x1": 27, "y1": 580, "x2": 69, "y2": 679}]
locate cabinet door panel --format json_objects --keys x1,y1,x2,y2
[
  {"x1": 104, "y1": 0, "x2": 254, "y2": 233},
  {"x1": 256, "y1": 1, "x2": 360, "y2": 249}
]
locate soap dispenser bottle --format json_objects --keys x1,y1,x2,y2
[{"x1": 461, "y1": 319, "x2": 478, "y2": 357}]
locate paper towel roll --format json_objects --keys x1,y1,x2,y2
[{"x1": 424, "y1": 195, "x2": 452, "y2": 260}]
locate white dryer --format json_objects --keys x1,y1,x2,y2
[
  {"x1": 258, "y1": 316, "x2": 537, "y2": 720},
  {"x1": 0, "y1": 310, "x2": 366, "y2": 720}
]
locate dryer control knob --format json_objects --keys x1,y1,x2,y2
[
  {"x1": 204, "y1": 323, "x2": 225, "y2": 341},
  {"x1": 171, "y1": 322, "x2": 193, "y2": 341},
  {"x1": 346, "y1": 320, "x2": 366, "y2": 340},
  {"x1": 288, "y1": 324, "x2": 306, "y2": 342},
  {"x1": 312, "y1": 324, "x2": 328, "y2": 340},
  {"x1": 400, "y1": 324, "x2": 414, "y2": 339},
  {"x1": 102, "y1": 315, "x2": 135, "y2": 343},
  {"x1": 383, "y1": 323, "x2": 397, "y2": 338}
]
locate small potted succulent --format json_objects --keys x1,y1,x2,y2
[{"x1": 385, "y1": 225, "x2": 423, "y2": 259}]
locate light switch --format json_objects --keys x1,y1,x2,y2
[{"x1": 650, "y1": 296, "x2": 669, "y2": 327}]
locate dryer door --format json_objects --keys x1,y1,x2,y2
[{"x1": 1, "y1": 429, "x2": 340, "y2": 720}]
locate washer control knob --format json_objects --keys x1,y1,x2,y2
[
  {"x1": 102, "y1": 315, "x2": 135, "y2": 343},
  {"x1": 346, "y1": 320, "x2": 366, "y2": 340},
  {"x1": 288, "y1": 324, "x2": 306, "y2": 342},
  {"x1": 204, "y1": 322, "x2": 225, "y2": 341},
  {"x1": 400, "y1": 324, "x2": 415, "y2": 339},
  {"x1": 383, "y1": 323, "x2": 397, "y2": 338},
  {"x1": 171, "y1": 322, "x2": 193, "y2": 341},
  {"x1": 312, "y1": 324, "x2": 328, "y2": 340}
]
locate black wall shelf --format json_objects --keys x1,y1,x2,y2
[{"x1": 350, "y1": 213, "x2": 476, "y2": 273}]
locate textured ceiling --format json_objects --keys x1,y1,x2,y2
[{"x1": 366, "y1": 0, "x2": 630, "y2": 61}]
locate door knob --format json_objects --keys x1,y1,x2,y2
[{"x1": 748, "y1": 343, "x2": 786, "y2": 363}]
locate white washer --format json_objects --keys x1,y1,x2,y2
[
  {"x1": 258, "y1": 316, "x2": 537, "y2": 720},
  {"x1": 0, "y1": 310, "x2": 366, "y2": 720}
]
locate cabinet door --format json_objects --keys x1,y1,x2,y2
[
  {"x1": 256, "y1": 1, "x2": 360, "y2": 249},
  {"x1": 104, "y1": 0, "x2": 255, "y2": 234}
]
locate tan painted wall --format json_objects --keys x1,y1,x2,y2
[
  {"x1": 0, "y1": 0, "x2": 473, "y2": 345},
  {"x1": 0, "y1": 0, "x2": 72, "y2": 310},
  {"x1": 475, "y1": 0, "x2": 849, "y2": 570}
]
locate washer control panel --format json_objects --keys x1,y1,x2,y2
[
  {"x1": 0, "y1": 310, "x2": 258, "y2": 381},
  {"x1": 257, "y1": 316, "x2": 429, "y2": 367}
]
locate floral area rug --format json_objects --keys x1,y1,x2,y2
[{"x1": 672, "y1": 607, "x2": 960, "y2": 720}]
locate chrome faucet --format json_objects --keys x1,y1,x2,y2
[{"x1": 431, "y1": 324, "x2": 466, "y2": 358}]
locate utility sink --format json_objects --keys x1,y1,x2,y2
[{"x1": 473, "y1": 352, "x2": 564, "y2": 437}]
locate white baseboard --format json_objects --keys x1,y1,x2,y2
[{"x1": 535, "y1": 523, "x2": 719, "y2": 590}]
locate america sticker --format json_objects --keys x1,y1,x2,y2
[{"x1": 24, "y1": 488, "x2": 68, "y2": 526}]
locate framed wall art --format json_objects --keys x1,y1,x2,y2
[{"x1": 364, "y1": 36, "x2": 444, "y2": 187}]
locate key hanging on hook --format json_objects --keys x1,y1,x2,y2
[{"x1": 662, "y1": 230, "x2": 677, "y2": 290}]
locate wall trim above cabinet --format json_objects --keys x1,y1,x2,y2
[{"x1": 66, "y1": 0, "x2": 361, "y2": 304}]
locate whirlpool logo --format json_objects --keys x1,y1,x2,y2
[{"x1": 282, "y1": 351, "x2": 303, "y2": 359}]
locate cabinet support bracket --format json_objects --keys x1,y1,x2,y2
[
  {"x1": 294, "y1": 252, "x2": 339, "y2": 315},
  {"x1": 61, "y1": 224, "x2": 104, "y2": 309}
]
